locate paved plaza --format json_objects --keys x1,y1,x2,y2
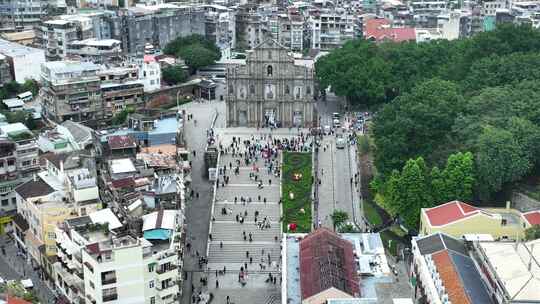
[{"x1": 200, "y1": 128, "x2": 310, "y2": 304}]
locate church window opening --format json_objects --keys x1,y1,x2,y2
[
  {"x1": 249, "y1": 84, "x2": 255, "y2": 94},
  {"x1": 285, "y1": 85, "x2": 290, "y2": 94},
  {"x1": 267, "y1": 65, "x2": 273, "y2": 76},
  {"x1": 229, "y1": 85, "x2": 234, "y2": 94}
]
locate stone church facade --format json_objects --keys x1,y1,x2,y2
[{"x1": 226, "y1": 39, "x2": 316, "y2": 128}]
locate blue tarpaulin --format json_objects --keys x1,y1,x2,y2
[{"x1": 143, "y1": 229, "x2": 172, "y2": 240}]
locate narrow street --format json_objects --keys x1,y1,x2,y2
[
  {"x1": 179, "y1": 99, "x2": 225, "y2": 304},
  {"x1": 316, "y1": 93, "x2": 363, "y2": 230}
]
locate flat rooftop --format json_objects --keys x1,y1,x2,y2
[{"x1": 479, "y1": 240, "x2": 540, "y2": 302}]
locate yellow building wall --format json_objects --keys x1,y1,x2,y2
[
  {"x1": 41, "y1": 206, "x2": 75, "y2": 256},
  {"x1": 420, "y1": 212, "x2": 525, "y2": 240}
]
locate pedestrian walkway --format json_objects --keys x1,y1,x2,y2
[{"x1": 200, "y1": 131, "x2": 313, "y2": 304}]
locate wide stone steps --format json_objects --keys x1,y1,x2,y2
[
  {"x1": 208, "y1": 243, "x2": 281, "y2": 264},
  {"x1": 213, "y1": 204, "x2": 280, "y2": 222},
  {"x1": 216, "y1": 172, "x2": 280, "y2": 186},
  {"x1": 210, "y1": 223, "x2": 281, "y2": 242},
  {"x1": 216, "y1": 187, "x2": 281, "y2": 202}
]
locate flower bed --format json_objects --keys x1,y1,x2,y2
[{"x1": 282, "y1": 152, "x2": 313, "y2": 232}]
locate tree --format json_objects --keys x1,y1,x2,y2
[
  {"x1": 474, "y1": 126, "x2": 531, "y2": 200},
  {"x1": 177, "y1": 44, "x2": 220, "y2": 72},
  {"x1": 162, "y1": 66, "x2": 187, "y2": 85},
  {"x1": 357, "y1": 135, "x2": 370, "y2": 155},
  {"x1": 330, "y1": 210, "x2": 349, "y2": 230},
  {"x1": 21, "y1": 79, "x2": 39, "y2": 96},
  {"x1": 373, "y1": 79, "x2": 465, "y2": 175},
  {"x1": 163, "y1": 35, "x2": 221, "y2": 72},
  {"x1": 525, "y1": 225, "x2": 540, "y2": 241},
  {"x1": 396, "y1": 157, "x2": 433, "y2": 229},
  {"x1": 339, "y1": 223, "x2": 359, "y2": 233},
  {"x1": 441, "y1": 152, "x2": 475, "y2": 202}
]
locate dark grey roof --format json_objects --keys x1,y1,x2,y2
[
  {"x1": 61, "y1": 120, "x2": 92, "y2": 145},
  {"x1": 416, "y1": 233, "x2": 468, "y2": 256},
  {"x1": 15, "y1": 176, "x2": 54, "y2": 200},
  {"x1": 450, "y1": 251, "x2": 494, "y2": 304},
  {"x1": 66, "y1": 216, "x2": 92, "y2": 228}
]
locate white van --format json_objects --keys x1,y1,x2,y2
[{"x1": 17, "y1": 91, "x2": 33, "y2": 102}]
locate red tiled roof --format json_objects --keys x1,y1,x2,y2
[
  {"x1": 363, "y1": 18, "x2": 416, "y2": 42},
  {"x1": 299, "y1": 228, "x2": 359, "y2": 299},
  {"x1": 107, "y1": 135, "x2": 137, "y2": 150},
  {"x1": 432, "y1": 250, "x2": 472, "y2": 304},
  {"x1": 111, "y1": 177, "x2": 136, "y2": 189},
  {"x1": 523, "y1": 210, "x2": 540, "y2": 226},
  {"x1": 7, "y1": 295, "x2": 32, "y2": 304},
  {"x1": 424, "y1": 201, "x2": 481, "y2": 226}
]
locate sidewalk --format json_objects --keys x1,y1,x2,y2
[{"x1": 0, "y1": 236, "x2": 57, "y2": 303}]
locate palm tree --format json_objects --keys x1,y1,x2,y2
[{"x1": 330, "y1": 210, "x2": 349, "y2": 231}]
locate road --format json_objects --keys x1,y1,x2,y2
[
  {"x1": 178, "y1": 98, "x2": 225, "y2": 304},
  {"x1": 316, "y1": 93, "x2": 363, "y2": 231}
]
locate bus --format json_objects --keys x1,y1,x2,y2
[
  {"x1": 17, "y1": 91, "x2": 33, "y2": 102},
  {"x1": 336, "y1": 136, "x2": 347, "y2": 149}
]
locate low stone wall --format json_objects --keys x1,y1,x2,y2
[{"x1": 511, "y1": 191, "x2": 540, "y2": 212}]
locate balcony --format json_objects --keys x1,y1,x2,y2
[
  {"x1": 157, "y1": 281, "x2": 179, "y2": 299},
  {"x1": 102, "y1": 294, "x2": 118, "y2": 302},
  {"x1": 157, "y1": 264, "x2": 178, "y2": 274},
  {"x1": 102, "y1": 277, "x2": 117, "y2": 285}
]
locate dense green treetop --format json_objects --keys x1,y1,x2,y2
[{"x1": 163, "y1": 34, "x2": 220, "y2": 72}]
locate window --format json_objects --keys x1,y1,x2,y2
[
  {"x1": 307, "y1": 86, "x2": 311, "y2": 95},
  {"x1": 229, "y1": 85, "x2": 234, "y2": 94},
  {"x1": 249, "y1": 84, "x2": 255, "y2": 94},
  {"x1": 150, "y1": 297, "x2": 155, "y2": 304},
  {"x1": 102, "y1": 287, "x2": 117, "y2": 302},
  {"x1": 149, "y1": 280, "x2": 154, "y2": 288},
  {"x1": 285, "y1": 85, "x2": 290, "y2": 94},
  {"x1": 1, "y1": 199, "x2": 8, "y2": 206},
  {"x1": 101, "y1": 270, "x2": 117, "y2": 285},
  {"x1": 501, "y1": 219, "x2": 507, "y2": 226},
  {"x1": 48, "y1": 232, "x2": 55, "y2": 239},
  {"x1": 148, "y1": 264, "x2": 155, "y2": 272},
  {"x1": 267, "y1": 51, "x2": 272, "y2": 60},
  {"x1": 89, "y1": 281, "x2": 95, "y2": 289},
  {"x1": 267, "y1": 65, "x2": 273, "y2": 76}
]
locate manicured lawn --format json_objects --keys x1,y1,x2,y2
[{"x1": 282, "y1": 152, "x2": 313, "y2": 232}]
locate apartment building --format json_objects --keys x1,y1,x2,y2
[
  {"x1": 470, "y1": 239, "x2": 540, "y2": 304},
  {"x1": 0, "y1": 0, "x2": 49, "y2": 30},
  {"x1": 0, "y1": 139, "x2": 19, "y2": 235},
  {"x1": 309, "y1": 9, "x2": 356, "y2": 51},
  {"x1": 67, "y1": 38, "x2": 122, "y2": 63},
  {"x1": 0, "y1": 39, "x2": 45, "y2": 84},
  {"x1": 117, "y1": 5, "x2": 206, "y2": 55},
  {"x1": 14, "y1": 151, "x2": 100, "y2": 279},
  {"x1": 36, "y1": 15, "x2": 94, "y2": 61},
  {"x1": 269, "y1": 11, "x2": 305, "y2": 51},
  {"x1": 235, "y1": 5, "x2": 265, "y2": 50},
  {"x1": 54, "y1": 207, "x2": 184, "y2": 304},
  {"x1": 41, "y1": 61, "x2": 103, "y2": 126},
  {"x1": 0, "y1": 123, "x2": 40, "y2": 178},
  {"x1": 203, "y1": 4, "x2": 236, "y2": 57},
  {"x1": 411, "y1": 233, "x2": 493, "y2": 304},
  {"x1": 98, "y1": 66, "x2": 145, "y2": 118}
]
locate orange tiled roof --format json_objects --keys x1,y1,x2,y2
[{"x1": 432, "y1": 250, "x2": 471, "y2": 304}]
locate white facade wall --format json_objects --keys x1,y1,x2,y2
[
  {"x1": 10, "y1": 49, "x2": 46, "y2": 83},
  {"x1": 140, "y1": 61, "x2": 161, "y2": 92}
]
